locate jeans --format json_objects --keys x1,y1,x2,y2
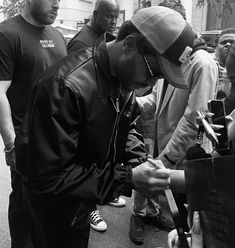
[
  {"x1": 132, "y1": 190, "x2": 160, "y2": 217},
  {"x1": 132, "y1": 136, "x2": 161, "y2": 217}
]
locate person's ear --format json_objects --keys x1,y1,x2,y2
[
  {"x1": 93, "y1": 10, "x2": 98, "y2": 21},
  {"x1": 122, "y1": 35, "x2": 138, "y2": 56}
]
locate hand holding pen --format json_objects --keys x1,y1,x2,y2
[
  {"x1": 132, "y1": 158, "x2": 171, "y2": 194},
  {"x1": 147, "y1": 158, "x2": 190, "y2": 248},
  {"x1": 196, "y1": 110, "x2": 219, "y2": 144}
]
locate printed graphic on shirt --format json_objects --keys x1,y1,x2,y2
[{"x1": 39, "y1": 40, "x2": 55, "y2": 48}]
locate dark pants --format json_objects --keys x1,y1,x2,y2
[
  {"x1": 8, "y1": 170, "x2": 33, "y2": 248},
  {"x1": 22, "y1": 185, "x2": 91, "y2": 248}
]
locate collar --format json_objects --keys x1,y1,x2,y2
[
  {"x1": 93, "y1": 33, "x2": 119, "y2": 98},
  {"x1": 87, "y1": 23, "x2": 104, "y2": 37}
]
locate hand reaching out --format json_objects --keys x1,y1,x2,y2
[{"x1": 132, "y1": 159, "x2": 171, "y2": 194}]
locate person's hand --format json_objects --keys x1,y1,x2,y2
[
  {"x1": 168, "y1": 229, "x2": 183, "y2": 248},
  {"x1": 197, "y1": 111, "x2": 234, "y2": 142},
  {"x1": 4, "y1": 146, "x2": 16, "y2": 171},
  {"x1": 132, "y1": 159, "x2": 170, "y2": 194},
  {"x1": 168, "y1": 211, "x2": 203, "y2": 248}
]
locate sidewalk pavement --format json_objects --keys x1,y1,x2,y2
[{"x1": 89, "y1": 195, "x2": 169, "y2": 248}]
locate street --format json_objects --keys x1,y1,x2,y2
[{"x1": 0, "y1": 138, "x2": 168, "y2": 248}]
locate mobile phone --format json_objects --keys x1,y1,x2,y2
[{"x1": 208, "y1": 100, "x2": 230, "y2": 152}]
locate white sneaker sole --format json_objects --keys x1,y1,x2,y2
[
  {"x1": 90, "y1": 223, "x2": 107, "y2": 232},
  {"x1": 108, "y1": 202, "x2": 126, "y2": 207}
]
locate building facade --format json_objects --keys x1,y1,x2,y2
[
  {"x1": 1, "y1": 1, "x2": 234, "y2": 33},
  {"x1": 55, "y1": 0, "x2": 136, "y2": 29},
  {"x1": 55, "y1": 0, "x2": 207, "y2": 32},
  {"x1": 0, "y1": 0, "x2": 4, "y2": 22}
]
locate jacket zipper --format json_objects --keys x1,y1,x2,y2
[
  {"x1": 112, "y1": 92, "x2": 132, "y2": 163},
  {"x1": 70, "y1": 201, "x2": 84, "y2": 227},
  {"x1": 103, "y1": 97, "x2": 120, "y2": 165}
]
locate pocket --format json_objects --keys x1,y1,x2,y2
[{"x1": 15, "y1": 135, "x2": 29, "y2": 176}]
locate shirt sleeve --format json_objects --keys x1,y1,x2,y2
[{"x1": 0, "y1": 33, "x2": 15, "y2": 81}]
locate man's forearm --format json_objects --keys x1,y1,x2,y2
[
  {"x1": 0, "y1": 94, "x2": 15, "y2": 146},
  {"x1": 169, "y1": 169, "x2": 186, "y2": 193}
]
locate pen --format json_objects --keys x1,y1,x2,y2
[
  {"x1": 147, "y1": 158, "x2": 190, "y2": 248},
  {"x1": 197, "y1": 110, "x2": 219, "y2": 144}
]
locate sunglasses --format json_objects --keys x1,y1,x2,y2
[
  {"x1": 141, "y1": 51, "x2": 154, "y2": 77},
  {"x1": 219, "y1": 39, "x2": 235, "y2": 45}
]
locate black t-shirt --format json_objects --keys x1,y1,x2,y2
[{"x1": 0, "y1": 15, "x2": 67, "y2": 134}]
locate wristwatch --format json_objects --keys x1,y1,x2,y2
[{"x1": 4, "y1": 143, "x2": 15, "y2": 153}]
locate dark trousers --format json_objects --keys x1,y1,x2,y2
[
  {"x1": 22, "y1": 185, "x2": 91, "y2": 248},
  {"x1": 8, "y1": 171, "x2": 33, "y2": 248}
]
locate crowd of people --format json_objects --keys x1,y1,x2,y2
[{"x1": 0, "y1": 0, "x2": 235, "y2": 248}]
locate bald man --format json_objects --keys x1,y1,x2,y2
[
  {"x1": 68, "y1": 0, "x2": 124, "y2": 233},
  {"x1": 0, "y1": 0, "x2": 67, "y2": 247},
  {"x1": 67, "y1": 0, "x2": 120, "y2": 53}
]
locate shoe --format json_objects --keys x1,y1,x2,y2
[
  {"x1": 90, "y1": 210, "x2": 107, "y2": 232},
  {"x1": 144, "y1": 213, "x2": 175, "y2": 232},
  {"x1": 129, "y1": 215, "x2": 144, "y2": 245},
  {"x1": 108, "y1": 197, "x2": 126, "y2": 207}
]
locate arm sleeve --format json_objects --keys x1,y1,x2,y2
[
  {"x1": 124, "y1": 99, "x2": 151, "y2": 166},
  {"x1": 136, "y1": 82, "x2": 158, "y2": 114},
  {"x1": 26, "y1": 77, "x2": 133, "y2": 204},
  {"x1": 136, "y1": 92, "x2": 156, "y2": 114},
  {"x1": 0, "y1": 33, "x2": 14, "y2": 80},
  {"x1": 67, "y1": 39, "x2": 87, "y2": 54},
  {"x1": 157, "y1": 54, "x2": 218, "y2": 168}
]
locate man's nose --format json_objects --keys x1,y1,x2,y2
[
  {"x1": 52, "y1": 0, "x2": 60, "y2": 9},
  {"x1": 111, "y1": 17, "x2": 117, "y2": 25}
]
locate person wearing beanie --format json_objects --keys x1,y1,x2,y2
[
  {"x1": 16, "y1": 6, "x2": 196, "y2": 248},
  {"x1": 129, "y1": 7, "x2": 218, "y2": 245}
]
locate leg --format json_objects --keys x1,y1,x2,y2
[
  {"x1": 146, "y1": 194, "x2": 160, "y2": 217},
  {"x1": 145, "y1": 194, "x2": 175, "y2": 232},
  {"x1": 8, "y1": 171, "x2": 33, "y2": 248},
  {"x1": 22, "y1": 186, "x2": 91, "y2": 248},
  {"x1": 129, "y1": 190, "x2": 147, "y2": 245},
  {"x1": 90, "y1": 205, "x2": 107, "y2": 232}
]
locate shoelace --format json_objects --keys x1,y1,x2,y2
[{"x1": 90, "y1": 210, "x2": 103, "y2": 223}]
